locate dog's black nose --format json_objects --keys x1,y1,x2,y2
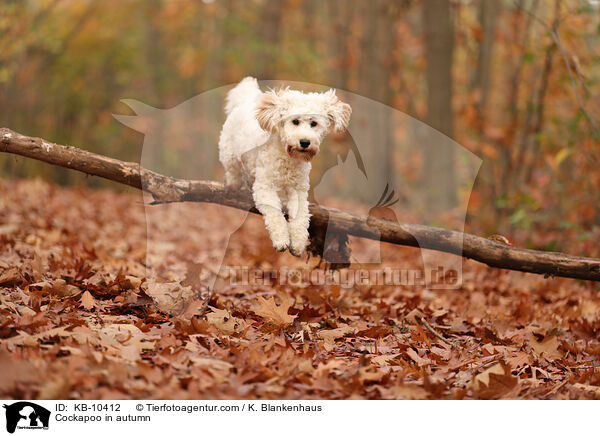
[{"x1": 300, "y1": 139, "x2": 311, "y2": 148}]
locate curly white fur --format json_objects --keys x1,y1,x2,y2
[{"x1": 218, "y1": 77, "x2": 351, "y2": 256}]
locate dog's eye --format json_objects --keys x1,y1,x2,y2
[
  {"x1": 310, "y1": 121, "x2": 318, "y2": 127},
  {"x1": 292, "y1": 119, "x2": 299, "y2": 125}
]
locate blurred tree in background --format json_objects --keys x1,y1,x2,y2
[{"x1": 0, "y1": 0, "x2": 599, "y2": 252}]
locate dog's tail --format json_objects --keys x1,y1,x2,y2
[{"x1": 225, "y1": 77, "x2": 261, "y2": 116}]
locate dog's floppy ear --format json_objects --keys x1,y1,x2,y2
[
  {"x1": 325, "y1": 89, "x2": 352, "y2": 133},
  {"x1": 256, "y1": 90, "x2": 281, "y2": 132}
]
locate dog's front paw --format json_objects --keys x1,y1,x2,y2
[
  {"x1": 289, "y1": 244, "x2": 305, "y2": 257},
  {"x1": 272, "y1": 239, "x2": 289, "y2": 252},
  {"x1": 289, "y1": 232, "x2": 309, "y2": 257},
  {"x1": 269, "y1": 232, "x2": 290, "y2": 252}
]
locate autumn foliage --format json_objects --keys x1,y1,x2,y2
[{"x1": 1, "y1": 179, "x2": 599, "y2": 400}]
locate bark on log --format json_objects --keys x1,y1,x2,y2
[{"x1": 2, "y1": 127, "x2": 600, "y2": 282}]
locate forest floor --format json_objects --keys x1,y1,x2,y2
[{"x1": 1, "y1": 178, "x2": 599, "y2": 399}]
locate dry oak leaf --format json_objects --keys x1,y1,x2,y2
[
  {"x1": 318, "y1": 325, "x2": 355, "y2": 351},
  {"x1": 251, "y1": 296, "x2": 296, "y2": 327},
  {"x1": 472, "y1": 363, "x2": 505, "y2": 387},
  {"x1": 206, "y1": 308, "x2": 242, "y2": 335},
  {"x1": 505, "y1": 352, "x2": 531, "y2": 369},
  {"x1": 50, "y1": 279, "x2": 80, "y2": 297},
  {"x1": 0, "y1": 295, "x2": 34, "y2": 316},
  {"x1": 405, "y1": 308, "x2": 426, "y2": 324},
  {"x1": 6, "y1": 326, "x2": 72, "y2": 346},
  {"x1": 371, "y1": 354, "x2": 399, "y2": 366},
  {"x1": 97, "y1": 324, "x2": 155, "y2": 362},
  {"x1": 406, "y1": 348, "x2": 431, "y2": 367},
  {"x1": 470, "y1": 362, "x2": 519, "y2": 399},
  {"x1": 144, "y1": 281, "x2": 195, "y2": 315},
  {"x1": 529, "y1": 336, "x2": 563, "y2": 361},
  {"x1": 80, "y1": 291, "x2": 97, "y2": 310},
  {"x1": 270, "y1": 347, "x2": 314, "y2": 376},
  {"x1": 0, "y1": 268, "x2": 22, "y2": 285}
]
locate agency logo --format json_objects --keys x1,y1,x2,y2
[
  {"x1": 3, "y1": 402, "x2": 50, "y2": 434},
  {"x1": 114, "y1": 80, "x2": 481, "y2": 293}
]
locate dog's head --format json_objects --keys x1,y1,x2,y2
[{"x1": 256, "y1": 88, "x2": 351, "y2": 161}]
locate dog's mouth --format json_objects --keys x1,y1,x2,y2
[{"x1": 287, "y1": 145, "x2": 318, "y2": 161}]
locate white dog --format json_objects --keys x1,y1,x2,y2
[{"x1": 218, "y1": 77, "x2": 351, "y2": 256}]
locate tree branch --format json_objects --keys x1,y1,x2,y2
[{"x1": 2, "y1": 127, "x2": 600, "y2": 281}]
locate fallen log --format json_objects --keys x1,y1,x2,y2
[{"x1": 2, "y1": 127, "x2": 599, "y2": 281}]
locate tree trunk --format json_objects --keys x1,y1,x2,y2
[
  {"x1": 328, "y1": 0, "x2": 351, "y2": 90},
  {"x1": 472, "y1": 0, "x2": 498, "y2": 120},
  {"x1": 422, "y1": 0, "x2": 457, "y2": 212},
  {"x1": 356, "y1": 0, "x2": 394, "y2": 200}
]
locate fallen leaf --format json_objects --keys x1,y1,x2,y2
[
  {"x1": 318, "y1": 325, "x2": 355, "y2": 351},
  {"x1": 80, "y1": 291, "x2": 97, "y2": 310},
  {"x1": 144, "y1": 281, "x2": 195, "y2": 314},
  {"x1": 252, "y1": 296, "x2": 296, "y2": 327},
  {"x1": 7, "y1": 327, "x2": 72, "y2": 346},
  {"x1": 50, "y1": 279, "x2": 80, "y2": 297},
  {"x1": 505, "y1": 352, "x2": 531, "y2": 369},
  {"x1": 0, "y1": 268, "x2": 21, "y2": 285},
  {"x1": 406, "y1": 348, "x2": 431, "y2": 367},
  {"x1": 206, "y1": 308, "x2": 242, "y2": 335},
  {"x1": 97, "y1": 324, "x2": 155, "y2": 362},
  {"x1": 471, "y1": 362, "x2": 519, "y2": 399},
  {"x1": 529, "y1": 336, "x2": 563, "y2": 360},
  {"x1": 371, "y1": 354, "x2": 399, "y2": 366}
]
